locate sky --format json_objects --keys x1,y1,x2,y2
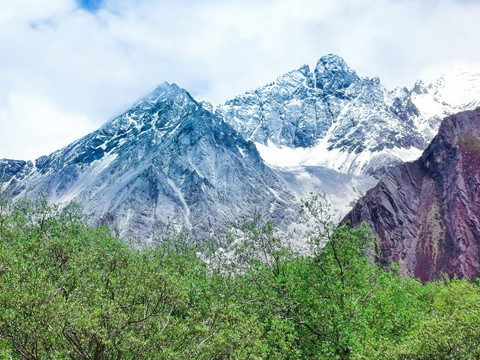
[{"x1": 2, "y1": 0, "x2": 480, "y2": 160}]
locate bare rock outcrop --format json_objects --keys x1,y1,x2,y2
[{"x1": 345, "y1": 108, "x2": 480, "y2": 281}]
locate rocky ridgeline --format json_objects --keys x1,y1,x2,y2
[
  {"x1": 1, "y1": 55, "x2": 480, "y2": 244},
  {"x1": 217, "y1": 54, "x2": 428, "y2": 176},
  {"x1": 0, "y1": 83, "x2": 295, "y2": 242},
  {"x1": 345, "y1": 108, "x2": 480, "y2": 281}
]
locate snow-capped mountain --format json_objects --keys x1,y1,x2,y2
[
  {"x1": 218, "y1": 56, "x2": 480, "y2": 175},
  {"x1": 216, "y1": 55, "x2": 480, "y2": 216},
  {"x1": 2, "y1": 55, "x2": 480, "y2": 241},
  {"x1": 0, "y1": 82, "x2": 295, "y2": 242},
  {"x1": 217, "y1": 55, "x2": 426, "y2": 177},
  {"x1": 398, "y1": 65, "x2": 480, "y2": 142}
]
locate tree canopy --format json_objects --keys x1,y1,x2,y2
[{"x1": 0, "y1": 194, "x2": 479, "y2": 359}]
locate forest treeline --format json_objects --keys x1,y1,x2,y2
[{"x1": 0, "y1": 194, "x2": 479, "y2": 359}]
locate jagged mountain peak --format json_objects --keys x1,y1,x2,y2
[
  {"x1": 139, "y1": 81, "x2": 194, "y2": 105},
  {"x1": 3, "y1": 79, "x2": 296, "y2": 241},
  {"x1": 94, "y1": 82, "x2": 206, "y2": 146},
  {"x1": 400, "y1": 64, "x2": 480, "y2": 143},
  {"x1": 314, "y1": 54, "x2": 360, "y2": 95},
  {"x1": 218, "y1": 53, "x2": 425, "y2": 176},
  {"x1": 412, "y1": 79, "x2": 428, "y2": 95},
  {"x1": 316, "y1": 53, "x2": 352, "y2": 70},
  {"x1": 266, "y1": 64, "x2": 315, "y2": 91},
  {"x1": 29, "y1": 80, "x2": 223, "y2": 180},
  {"x1": 223, "y1": 64, "x2": 314, "y2": 108}
]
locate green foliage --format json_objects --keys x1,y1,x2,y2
[
  {"x1": 0, "y1": 193, "x2": 478, "y2": 359},
  {"x1": 388, "y1": 279, "x2": 480, "y2": 359},
  {"x1": 0, "y1": 197, "x2": 264, "y2": 359},
  {"x1": 221, "y1": 197, "x2": 432, "y2": 359}
]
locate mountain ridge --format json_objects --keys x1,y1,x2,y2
[
  {"x1": 1, "y1": 82, "x2": 296, "y2": 242},
  {"x1": 3, "y1": 55, "x2": 480, "y2": 241},
  {"x1": 344, "y1": 107, "x2": 480, "y2": 281}
]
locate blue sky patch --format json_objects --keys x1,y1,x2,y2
[{"x1": 77, "y1": 0, "x2": 104, "y2": 12}]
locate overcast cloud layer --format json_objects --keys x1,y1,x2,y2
[{"x1": 2, "y1": 0, "x2": 480, "y2": 160}]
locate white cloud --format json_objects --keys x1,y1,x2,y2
[
  {"x1": 1, "y1": 0, "x2": 480, "y2": 160},
  {"x1": 0, "y1": 0, "x2": 75, "y2": 23},
  {"x1": 0, "y1": 92, "x2": 94, "y2": 160}
]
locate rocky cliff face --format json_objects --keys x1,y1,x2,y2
[
  {"x1": 216, "y1": 55, "x2": 480, "y2": 220},
  {"x1": 3, "y1": 55, "x2": 480, "y2": 243},
  {"x1": 345, "y1": 108, "x2": 480, "y2": 281},
  {"x1": 1, "y1": 83, "x2": 295, "y2": 243},
  {"x1": 217, "y1": 54, "x2": 426, "y2": 176}
]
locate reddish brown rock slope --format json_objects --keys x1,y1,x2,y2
[{"x1": 345, "y1": 107, "x2": 480, "y2": 282}]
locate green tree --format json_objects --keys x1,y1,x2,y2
[
  {"x1": 1, "y1": 193, "x2": 469, "y2": 359},
  {"x1": 389, "y1": 278, "x2": 480, "y2": 359},
  {"x1": 219, "y1": 194, "x2": 432, "y2": 359},
  {"x1": 0, "y1": 196, "x2": 269, "y2": 359}
]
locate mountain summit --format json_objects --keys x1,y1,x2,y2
[
  {"x1": 1, "y1": 83, "x2": 295, "y2": 242},
  {"x1": 217, "y1": 54, "x2": 425, "y2": 177},
  {"x1": 314, "y1": 54, "x2": 360, "y2": 96},
  {"x1": 2, "y1": 55, "x2": 480, "y2": 241},
  {"x1": 218, "y1": 55, "x2": 480, "y2": 177}
]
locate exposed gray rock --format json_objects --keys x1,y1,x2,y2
[
  {"x1": 1, "y1": 83, "x2": 296, "y2": 243},
  {"x1": 217, "y1": 54, "x2": 427, "y2": 177},
  {"x1": 3, "y1": 55, "x2": 480, "y2": 244}
]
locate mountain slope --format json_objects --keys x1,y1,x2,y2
[
  {"x1": 217, "y1": 54, "x2": 426, "y2": 177},
  {"x1": 3, "y1": 55, "x2": 480, "y2": 242},
  {"x1": 344, "y1": 108, "x2": 480, "y2": 281},
  {"x1": 216, "y1": 55, "x2": 480, "y2": 219},
  {"x1": 409, "y1": 65, "x2": 480, "y2": 141},
  {"x1": 1, "y1": 83, "x2": 295, "y2": 242}
]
